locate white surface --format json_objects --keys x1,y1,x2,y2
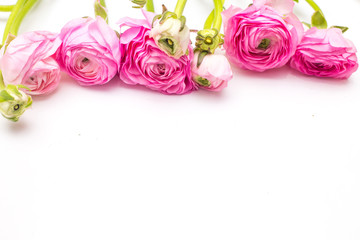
[{"x1": 1, "y1": 0, "x2": 360, "y2": 239}]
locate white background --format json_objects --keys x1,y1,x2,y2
[{"x1": 1, "y1": 0, "x2": 360, "y2": 239}]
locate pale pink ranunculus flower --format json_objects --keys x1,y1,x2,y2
[
  {"x1": 0, "y1": 31, "x2": 61, "y2": 95},
  {"x1": 222, "y1": 4, "x2": 303, "y2": 72},
  {"x1": 150, "y1": 17, "x2": 190, "y2": 59},
  {"x1": 290, "y1": 27, "x2": 358, "y2": 79},
  {"x1": 191, "y1": 51, "x2": 232, "y2": 91},
  {"x1": 57, "y1": 16, "x2": 121, "y2": 86},
  {"x1": 118, "y1": 10, "x2": 196, "y2": 95}
]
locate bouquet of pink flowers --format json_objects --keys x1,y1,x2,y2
[{"x1": 0, "y1": 0, "x2": 357, "y2": 122}]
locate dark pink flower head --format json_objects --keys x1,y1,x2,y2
[
  {"x1": 57, "y1": 16, "x2": 121, "y2": 86},
  {"x1": 0, "y1": 31, "x2": 61, "y2": 95},
  {"x1": 290, "y1": 27, "x2": 358, "y2": 79},
  {"x1": 118, "y1": 10, "x2": 195, "y2": 95},
  {"x1": 222, "y1": 3, "x2": 303, "y2": 72}
]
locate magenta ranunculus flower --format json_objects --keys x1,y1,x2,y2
[
  {"x1": 57, "y1": 16, "x2": 121, "y2": 86},
  {"x1": 222, "y1": 4, "x2": 303, "y2": 72},
  {"x1": 290, "y1": 27, "x2": 358, "y2": 79},
  {"x1": 0, "y1": 31, "x2": 61, "y2": 95},
  {"x1": 191, "y1": 51, "x2": 232, "y2": 92},
  {"x1": 118, "y1": 10, "x2": 196, "y2": 95}
]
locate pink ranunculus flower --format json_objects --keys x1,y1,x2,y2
[
  {"x1": 253, "y1": 0, "x2": 294, "y2": 16},
  {"x1": 118, "y1": 10, "x2": 196, "y2": 95},
  {"x1": 290, "y1": 27, "x2": 358, "y2": 79},
  {"x1": 57, "y1": 16, "x2": 121, "y2": 86},
  {"x1": 0, "y1": 31, "x2": 61, "y2": 95},
  {"x1": 191, "y1": 51, "x2": 232, "y2": 91},
  {"x1": 222, "y1": 4, "x2": 303, "y2": 72}
]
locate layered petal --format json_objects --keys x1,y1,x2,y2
[
  {"x1": 290, "y1": 27, "x2": 358, "y2": 79},
  {"x1": 118, "y1": 12, "x2": 195, "y2": 95},
  {"x1": 57, "y1": 16, "x2": 121, "y2": 86},
  {"x1": 0, "y1": 31, "x2": 61, "y2": 95}
]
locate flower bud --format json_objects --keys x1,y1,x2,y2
[
  {"x1": 191, "y1": 51, "x2": 232, "y2": 92},
  {"x1": 0, "y1": 85, "x2": 32, "y2": 122},
  {"x1": 150, "y1": 12, "x2": 190, "y2": 59},
  {"x1": 195, "y1": 29, "x2": 224, "y2": 54}
]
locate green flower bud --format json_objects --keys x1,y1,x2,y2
[
  {"x1": 195, "y1": 28, "x2": 224, "y2": 54},
  {"x1": 0, "y1": 85, "x2": 32, "y2": 122}
]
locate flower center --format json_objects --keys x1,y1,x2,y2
[
  {"x1": 167, "y1": 38, "x2": 173, "y2": 46},
  {"x1": 257, "y1": 38, "x2": 271, "y2": 50},
  {"x1": 195, "y1": 77, "x2": 211, "y2": 87},
  {"x1": 157, "y1": 64, "x2": 166, "y2": 74},
  {"x1": 82, "y1": 57, "x2": 90, "y2": 63},
  {"x1": 204, "y1": 36, "x2": 213, "y2": 45}
]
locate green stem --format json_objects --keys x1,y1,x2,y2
[
  {"x1": 0, "y1": 72, "x2": 5, "y2": 89},
  {"x1": 212, "y1": 0, "x2": 223, "y2": 30},
  {"x1": 174, "y1": 0, "x2": 187, "y2": 17},
  {"x1": 204, "y1": 0, "x2": 225, "y2": 29},
  {"x1": 10, "y1": 0, "x2": 38, "y2": 36},
  {"x1": 0, "y1": 5, "x2": 14, "y2": 12},
  {"x1": 304, "y1": 0, "x2": 323, "y2": 13},
  {"x1": 100, "y1": 0, "x2": 106, "y2": 7},
  {"x1": 146, "y1": 0, "x2": 154, "y2": 12},
  {"x1": 2, "y1": 0, "x2": 26, "y2": 45},
  {"x1": 204, "y1": 12, "x2": 213, "y2": 29}
]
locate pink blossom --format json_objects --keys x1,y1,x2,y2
[
  {"x1": 0, "y1": 31, "x2": 61, "y2": 95},
  {"x1": 191, "y1": 51, "x2": 232, "y2": 91},
  {"x1": 253, "y1": 0, "x2": 294, "y2": 15},
  {"x1": 222, "y1": 4, "x2": 303, "y2": 72},
  {"x1": 118, "y1": 11, "x2": 195, "y2": 95},
  {"x1": 290, "y1": 27, "x2": 358, "y2": 79},
  {"x1": 57, "y1": 16, "x2": 121, "y2": 86}
]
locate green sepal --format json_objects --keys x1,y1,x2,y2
[
  {"x1": 130, "y1": 0, "x2": 146, "y2": 8},
  {"x1": 179, "y1": 15, "x2": 186, "y2": 32},
  {"x1": 195, "y1": 77, "x2": 211, "y2": 87},
  {"x1": 293, "y1": 0, "x2": 299, "y2": 3},
  {"x1": 331, "y1": 25, "x2": 349, "y2": 33},
  {"x1": 25, "y1": 95, "x2": 33, "y2": 108},
  {"x1": 159, "y1": 11, "x2": 177, "y2": 24},
  {"x1": 0, "y1": 89, "x2": 15, "y2": 102},
  {"x1": 197, "y1": 51, "x2": 209, "y2": 68},
  {"x1": 152, "y1": 14, "x2": 162, "y2": 28},
  {"x1": 6, "y1": 85, "x2": 23, "y2": 98},
  {"x1": 158, "y1": 38, "x2": 175, "y2": 55},
  {"x1": 311, "y1": 10, "x2": 327, "y2": 29}
]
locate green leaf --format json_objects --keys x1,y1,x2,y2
[
  {"x1": 0, "y1": 90, "x2": 14, "y2": 102},
  {"x1": 331, "y1": 25, "x2": 349, "y2": 33},
  {"x1": 311, "y1": 10, "x2": 328, "y2": 29},
  {"x1": 293, "y1": 0, "x2": 299, "y2": 2}
]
